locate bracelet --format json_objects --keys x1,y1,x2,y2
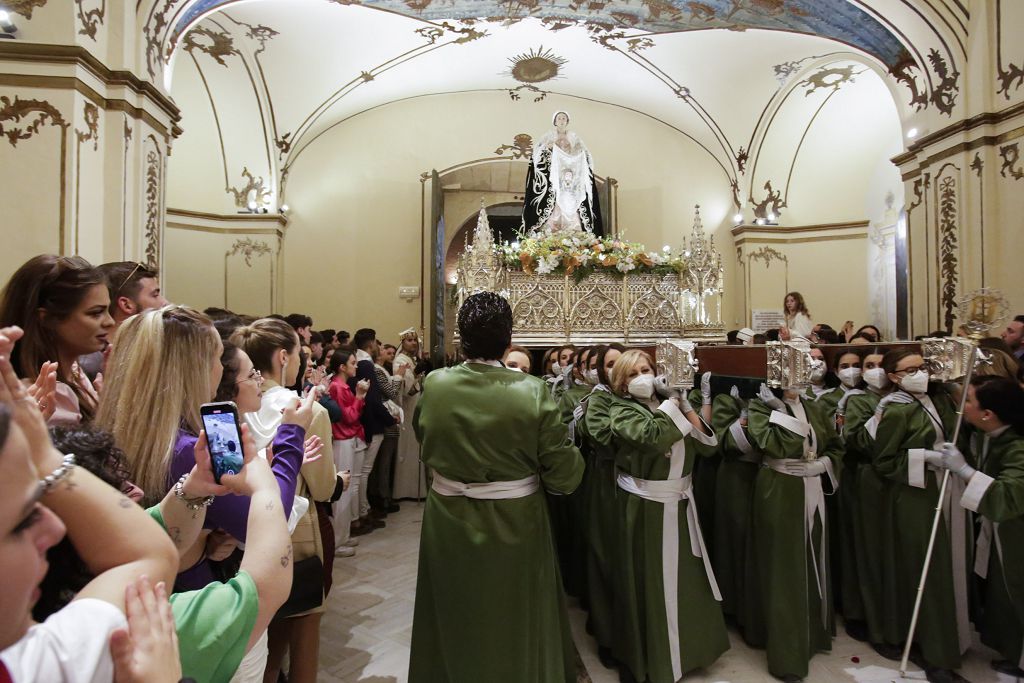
[
  {"x1": 40, "y1": 453, "x2": 77, "y2": 494},
  {"x1": 173, "y1": 473, "x2": 215, "y2": 512}
]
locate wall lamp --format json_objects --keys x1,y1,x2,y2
[{"x1": 0, "y1": 9, "x2": 18, "y2": 37}]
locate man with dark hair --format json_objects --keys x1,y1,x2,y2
[
  {"x1": 337, "y1": 330, "x2": 351, "y2": 348},
  {"x1": 309, "y1": 331, "x2": 325, "y2": 365},
  {"x1": 349, "y1": 327, "x2": 396, "y2": 535},
  {"x1": 319, "y1": 329, "x2": 336, "y2": 348},
  {"x1": 1001, "y1": 315, "x2": 1024, "y2": 361},
  {"x1": 97, "y1": 261, "x2": 168, "y2": 327},
  {"x1": 284, "y1": 313, "x2": 313, "y2": 343}
]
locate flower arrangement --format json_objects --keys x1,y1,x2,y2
[{"x1": 493, "y1": 229, "x2": 687, "y2": 282}]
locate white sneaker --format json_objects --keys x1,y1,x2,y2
[
  {"x1": 334, "y1": 546, "x2": 356, "y2": 558},
  {"x1": 342, "y1": 538, "x2": 359, "y2": 547}
]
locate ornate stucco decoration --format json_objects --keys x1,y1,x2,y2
[
  {"x1": 227, "y1": 238, "x2": 272, "y2": 267},
  {"x1": 76, "y1": 102, "x2": 100, "y2": 151},
  {"x1": 227, "y1": 168, "x2": 268, "y2": 208},
  {"x1": 749, "y1": 180, "x2": 786, "y2": 220},
  {"x1": 999, "y1": 143, "x2": 1023, "y2": 181},
  {"x1": 144, "y1": 146, "x2": 162, "y2": 269},
  {"x1": 6, "y1": 0, "x2": 47, "y2": 19},
  {"x1": 75, "y1": 0, "x2": 106, "y2": 40},
  {"x1": 0, "y1": 96, "x2": 68, "y2": 146},
  {"x1": 494, "y1": 133, "x2": 533, "y2": 160},
  {"x1": 505, "y1": 46, "x2": 567, "y2": 83},
  {"x1": 182, "y1": 25, "x2": 240, "y2": 66}
]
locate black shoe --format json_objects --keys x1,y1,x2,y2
[
  {"x1": 777, "y1": 675, "x2": 802, "y2": 683},
  {"x1": 870, "y1": 642, "x2": 903, "y2": 661},
  {"x1": 992, "y1": 660, "x2": 1024, "y2": 677},
  {"x1": 924, "y1": 668, "x2": 970, "y2": 683},
  {"x1": 844, "y1": 619, "x2": 869, "y2": 642},
  {"x1": 597, "y1": 646, "x2": 616, "y2": 669},
  {"x1": 369, "y1": 516, "x2": 386, "y2": 529},
  {"x1": 385, "y1": 502, "x2": 400, "y2": 513}
]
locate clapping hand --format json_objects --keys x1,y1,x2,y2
[
  {"x1": 758, "y1": 383, "x2": 785, "y2": 411},
  {"x1": 26, "y1": 360, "x2": 58, "y2": 420},
  {"x1": 355, "y1": 379, "x2": 370, "y2": 400},
  {"x1": 109, "y1": 576, "x2": 182, "y2": 683},
  {"x1": 282, "y1": 391, "x2": 316, "y2": 431},
  {"x1": 302, "y1": 435, "x2": 324, "y2": 465}
]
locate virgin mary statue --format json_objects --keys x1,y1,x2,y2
[{"x1": 522, "y1": 111, "x2": 604, "y2": 235}]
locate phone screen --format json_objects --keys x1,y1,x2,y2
[{"x1": 201, "y1": 404, "x2": 244, "y2": 483}]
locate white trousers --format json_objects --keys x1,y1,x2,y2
[
  {"x1": 358, "y1": 434, "x2": 384, "y2": 518},
  {"x1": 332, "y1": 437, "x2": 365, "y2": 546},
  {"x1": 228, "y1": 625, "x2": 268, "y2": 683}
]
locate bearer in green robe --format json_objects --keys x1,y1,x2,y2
[
  {"x1": 873, "y1": 349, "x2": 972, "y2": 681},
  {"x1": 408, "y1": 293, "x2": 585, "y2": 683},
  {"x1": 577, "y1": 343, "x2": 624, "y2": 668},
  {"x1": 604, "y1": 349, "x2": 727, "y2": 683},
  {"x1": 747, "y1": 381, "x2": 844, "y2": 682},
  {"x1": 939, "y1": 377, "x2": 1024, "y2": 678},
  {"x1": 842, "y1": 352, "x2": 902, "y2": 658},
  {"x1": 682, "y1": 372, "x2": 719, "y2": 559}
]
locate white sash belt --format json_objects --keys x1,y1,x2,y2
[
  {"x1": 927, "y1": 466, "x2": 972, "y2": 654},
  {"x1": 616, "y1": 469, "x2": 722, "y2": 682},
  {"x1": 974, "y1": 519, "x2": 1021, "y2": 668},
  {"x1": 764, "y1": 457, "x2": 831, "y2": 628},
  {"x1": 430, "y1": 471, "x2": 540, "y2": 499}
]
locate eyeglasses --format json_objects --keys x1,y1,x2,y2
[
  {"x1": 236, "y1": 368, "x2": 263, "y2": 386},
  {"x1": 116, "y1": 262, "x2": 145, "y2": 294},
  {"x1": 894, "y1": 365, "x2": 926, "y2": 376}
]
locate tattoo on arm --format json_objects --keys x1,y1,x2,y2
[
  {"x1": 166, "y1": 526, "x2": 182, "y2": 545},
  {"x1": 265, "y1": 500, "x2": 274, "y2": 511},
  {"x1": 280, "y1": 545, "x2": 292, "y2": 568},
  {"x1": 118, "y1": 496, "x2": 133, "y2": 509}
]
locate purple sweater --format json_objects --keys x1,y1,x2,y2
[{"x1": 169, "y1": 423, "x2": 305, "y2": 591}]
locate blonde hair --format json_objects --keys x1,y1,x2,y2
[
  {"x1": 96, "y1": 305, "x2": 219, "y2": 503},
  {"x1": 609, "y1": 349, "x2": 653, "y2": 396}
]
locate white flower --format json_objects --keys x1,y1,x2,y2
[
  {"x1": 537, "y1": 254, "x2": 560, "y2": 275},
  {"x1": 616, "y1": 257, "x2": 636, "y2": 273}
]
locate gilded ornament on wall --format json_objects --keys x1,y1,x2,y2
[
  {"x1": 144, "y1": 147, "x2": 162, "y2": 269},
  {"x1": 183, "y1": 26, "x2": 240, "y2": 66},
  {"x1": 505, "y1": 46, "x2": 567, "y2": 83},
  {"x1": 494, "y1": 133, "x2": 533, "y2": 159},
  {"x1": 936, "y1": 170, "x2": 960, "y2": 332},
  {"x1": 75, "y1": 0, "x2": 106, "y2": 40},
  {"x1": 6, "y1": 0, "x2": 47, "y2": 19},
  {"x1": 227, "y1": 238, "x2": 272, "y2": 266},
  {"x1": 227, "y1": 168, "x2": 267, "y2": 208},
  {"x1": 999, "y1": 143, "x2": 1023, "y2": 180},
  {"x1": 0, "y1": 96, "x2": 68, "y2": 146},
  {"x1": 76, "y1": 102, "x2": 100, "y2": 151},
  {"x1": 749, "y1": 180, "x2": 786, "y2": 219}
]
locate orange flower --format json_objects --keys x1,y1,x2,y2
[
  {"x1": 564, "y1": 256, "x2": 580, "y2": 274},
  {"x1": 637, "y1": 253, "x2": 654, "y2": 267},
  {"x1": 602, "y1": 255, "x2": 618, "y2": 267},
  {"x1": 520, "y1": 252, "x2": 535, "y2": 274},
  {"x1": 593, "y1": 243, "x2": 605, "y2": 252}
]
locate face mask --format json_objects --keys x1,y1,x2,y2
[
  {"x1": 627, "y1": 374, "x2": 655, "y2": 400},
  {"x1": 863, "y1": 368, "x2": 889, "y2": 390},
  {"x1": 551, "y1": 362, "x2": 561, "y2": 375},
  {"x1": 809, "y1": 359, "x2": 826, "y2": 383},
  {"x1": 585, "y1": 369, "x2": 599, "y2": 385},
  {"x1": 900, "y1": 371, "x2": 930, "y2": 394},
  {"x1": 507, "y1": 366, "x2": 524, "y2": 373},
  {"x1": 838, "y1": 367, "x2": 862, "y2": 388}
]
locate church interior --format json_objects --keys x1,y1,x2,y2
[{"x1": 1, "y1": 0, "x2": 1023, "y2": 682}]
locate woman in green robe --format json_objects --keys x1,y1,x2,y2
[
  {"x1": 603, "y1": 349, "x2": 727, "y2": 683},
  {"x1": 709, "y1": 384, "x2": 763, "y2": 643},
  {"x1": 408, "y1": 293, "x2": 585, "y2": 683},
  {"x1": 747, "y1": 381, "x2": 844, "y2": 682},
  {"x1": 842, "y1": 352, "x2": 902, "y2": 657},
  {"x1": 939, "y1": 377, "x2": 1024, "y2": 678},
  {"x1": 873, "y1": 349, "x2": 971, "y2": 680},
  {"x1": 577, "y1": 343, "x2": 624, "y2": 666}
]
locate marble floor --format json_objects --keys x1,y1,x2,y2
[{"x1": 317, "y1": 505, "x2": 1008, "y2": 683}]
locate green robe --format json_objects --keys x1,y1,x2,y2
[
  {"x1": 578, "y1": 386, "x2": 621, "y2": 652},
  {"x1": 409, "y1": 363, "x2": 585, "y2": 683},
  {"x1": 962, "y1": 427, "x2": 1024, "y2": 669},
  {"x1": 552, "y1": 382, "x2": 591, "y2": 598},
  {"x1": 606, "y1": 396, "x2": 727, "y2": 682},
  {"x1": 709, "y1": 392, "x2": 762, "y2": 639},
  {"x1": 688, "y1": 389, "x2": 719, "y2": 560},
  {"x1": 844, "y1": 390, "x2": 902, "y2": 646},
  {"x1": 747, "y1": 395, "x2": 843, "y2": 679},
  {"x1": 873, "y1": 392, "x2": 971, "y2": 670}
]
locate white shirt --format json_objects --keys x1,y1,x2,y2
[{"x1": 1, "y1": 599, "x2": 126, "y2": 683}]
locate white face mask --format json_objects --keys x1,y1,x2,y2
[
  {"x1": 809, "y1": 359, "x2": 826, "y2": 383},
  {"x1": 838, "y1": 367, "x2": 862, "y2": 388},
  {"x1": 585, "y1": 369, "x2": 599, "y2": 385},
  {"x1": 627, "y1": 374, "x2": 656, "y2": 400},
  {"x1": 863, "y1": 367, "x2": 889, "y2": 390},
  {"x1": 507, "y1": 366, "x2": 524, "y2": 373},
  {"x1": 551, "y1": 362, "x2": 561, "y2": 375},
  {"x1": 900, "y1": 371, "x2": 930, "y2": 394}
]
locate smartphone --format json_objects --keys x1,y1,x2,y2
[{"x1": 200, "y1": 401, "x2": 245, "y2": 483}]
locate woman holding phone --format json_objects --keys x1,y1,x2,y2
[{"x1": 328, "y1": 350, "x2": 368, "y2": 554}]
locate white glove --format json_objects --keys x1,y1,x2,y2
[
  {"x1": 701, "y1": 372, "x2": 712, "y2": 405},
  {"x1": 679, "y1": 391, "x2": 696, "y2": 414},
  {"x1": 923, "y1": 449, "x2": 944, "y2": 467},
  {"x1": 782, "y1": 457, "x2": 828, "y2": 477},
  {"x1": 940, "y1": 442, "x2": 976, "y2": 479},
  {"x1": 874, "y1": 391, "x2": 915, "y2": 418},
  {"x1": 758, "y1": 383, "x2": 785, "y2": 411},
  {"x1": 654, "y1": 374, "x2": 674, "y2": 400},
  {"x1": 730, "y1": 385, "x2": 741, "y2": 400}
]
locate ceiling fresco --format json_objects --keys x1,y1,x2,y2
[{"x1": 171, "y1": 0, "x2": 911, "y2": 69}]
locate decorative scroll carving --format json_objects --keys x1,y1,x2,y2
[
  {"x1": 749, "y1": 246, "x2": 788, "y2": 268},
  {"x1": 144, "y1": 1, "x2": 172, "y2": 80},
  {"x1": 227, "y1": 238, "x2": 272, "y2": 267},
  {"x1": 999, "y1": 143, "x2": 1023, "y2": 180},
  {"x1": 937, "y1": 173, "x2": 960, "y2": 331},
  {"x1": 735, "y1": 147, "x2": 748, "y2": 174},
  {"x1": 275, "y1": 133, "x2": 292, "y2": 156},
  {"x1": 970, "y1": 152, "x2": 983, "y2": 178},
  {"x1": 6, "y1": 0, "x2": 47, "y2": 19},
  {"x1": 144, "y1": 148, "x2": 161, "y2": 269},
  {"x1": 507, "y1": 84, "x2": 548, "y2": 102},
  {"x1": 798, "y1": 64, "x2": 858, "y2": 95},
  {"x1": 75, "y1": 0, "x2": 105, "y2": 40},
  {"x1": 183, "y1": 26, "x2": 240, "y2": 66},
  {"x1": 0, "y1": 96, "x2": 68, "y2": 146},
  {"x1": 892, "y1": 59, "x2": 929, "y2": 112},
  {"x1": 928, "y1": 49, "x2": 959, "y2": 116},
  {"x1": 505, "y1": 46, "x2": 566, "y2": 83},
  {"x1": 750, "y1": 180, "x2": 786, "y2": 219},
  {"x1": 996, "y1": 0, "x2": 1024, "y2": 99},
  {"x1": 76, "y1": 102, "x2": 99, "y2": 151},
  {"x1": 494, "y1": 133, "x2": 533, "y2": 159},
  {"x1": 227, "y1": 167, "x2": 267, "y2": 208}
]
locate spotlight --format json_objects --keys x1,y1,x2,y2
[
  {"x1": 733, "y1": 213, "x2": 743, "y2": 224},
  {"x1": 662, "y1": 245, "x2": 671, "y2": 253},
  {"x1": 767, "y1": 212, "x2": 776, "y2": 222},
  {"x1": 0, "y1": 10, "x2": 18, "y2": 35},
  {"x1": 907, "y1": 127, "x2": 918, "y2": 139},
  {"x1": 755, "y1": 218, "x2": 765, "y2": 226},
  {"x1": 280, "y1": 204, "x2": 289, "y2": 213}
]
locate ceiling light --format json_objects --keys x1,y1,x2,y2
[{"x1": 907, "y1": 127, "x2": 918, "y2": 139}]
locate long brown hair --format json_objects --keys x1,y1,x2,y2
[
  {"x1": 229, "y1": 318, "x2": 299, "y2": 379},
  {"x1": 783, "y1": 291, "x2": 810, "y2": 318},
  {"x1": 596, "y1": 342, "x2": 626, "y2": 386},
  {"x1": 0, "y1": 254, "x2": 106, "y2": 419}
]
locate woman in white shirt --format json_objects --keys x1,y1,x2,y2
[{"x1": 782, "y1": 291, "x2": 814, "y2": 340}]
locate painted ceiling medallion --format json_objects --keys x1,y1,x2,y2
[{"x1": 506, "y1": 46, "x2": 567, "y2": 84}]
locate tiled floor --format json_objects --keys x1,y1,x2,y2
[{"x1": 318, "y1": 505, "x2": 1009, "y2": 683}]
